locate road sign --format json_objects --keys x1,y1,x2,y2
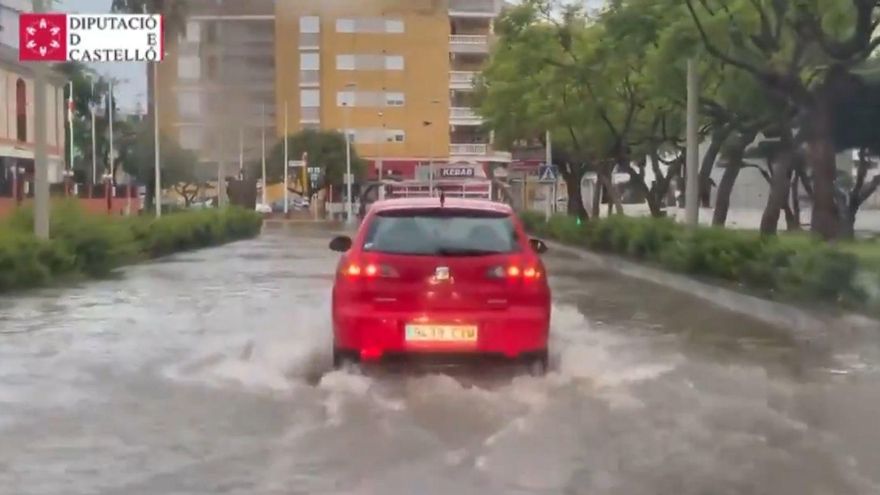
[
  {"x1": 343, "y1": 173, "x2": 354, "y2": 184},
  {"x1": 538, "y1": 164, "x2": 558, "y2": 183},
  {"x1": 289, "y1": 160, "x2": 305, "y2": 169}
]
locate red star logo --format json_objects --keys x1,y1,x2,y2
[{"x1": 19, "y1": 14, "x2": 67, "y2": 62}]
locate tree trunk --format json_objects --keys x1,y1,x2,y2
[
  {"x1": 561, "y1": 169, "x2": 588, "y2": 220},
  {"x1": 789, "y1": 174, "x2": 801, "y2": 231},
  {"x1": 712, "y1": 162, "x2": 740, "y2": 226},
  {"x1": 760, "y1": 146, "x2": 794, "y2": 235},
  {"x1": 591, "y1": 179, "x2": 602, "y2": 218},
  {"x1": 598, "y1": 170, "x2": 624, "y2": 215},
  {"x1": 807, "y1": 98, "x2": 840, "y2": 239},
  {"x1": 699, "y1": 126, "x2": 730, "y2": 207},
  {"x1": 711, "y1": 130, "x2": 756, "y2": 226}
]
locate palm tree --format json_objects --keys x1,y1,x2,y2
[{"x1": 110, "y1": 0, "x2": 187, "y2": 125}]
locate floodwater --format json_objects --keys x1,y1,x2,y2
[{"x1": 1, "y1": 225, "x2": 879, "y2": 495}]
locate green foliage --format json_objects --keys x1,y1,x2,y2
[
  {"x1": 265, "y1": 129, "x2": 366, "y2": 190},
  {"x1": 525, "y1": 214, "x2": 877, "y2": 313},
  {"x1": 0, "y1": 205, "x2": 262, "y2": 293}
]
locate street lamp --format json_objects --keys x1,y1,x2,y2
[
  {"x1": 427, "y1": 98, "x2": 441, "y2": 197},
  {"x1": 344, "y1": 82, "x2": 356, "y2": 226}
]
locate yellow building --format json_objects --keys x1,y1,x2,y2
[{"x1": 275, "y1": 0, "x2": 510, "y2": 180}]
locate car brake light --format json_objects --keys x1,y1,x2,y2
[
  {"x1": 343, "y1": 262, "x2": 399, "y2": 278},
  {"x1": 487, "y1": 265, "x2": 541, "y2": 280}
]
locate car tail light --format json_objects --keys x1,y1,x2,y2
[
  {"x1": 487, "y1": 264, "x2": 542, "y2": 280},
  {"x1": 342, "y1": 261, "x2": 399, "y2": 278}
]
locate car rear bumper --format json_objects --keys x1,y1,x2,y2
[{"x1": 333, "y1": 304, "x2": 549, "y2": 361}]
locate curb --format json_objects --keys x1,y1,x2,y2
[{"x1": 545, "y1": 240, "x2": 880, "y2": 343}]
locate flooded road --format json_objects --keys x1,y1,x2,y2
[{"x1": 1, "y1": 225, "x2": 879, "y2": 495}]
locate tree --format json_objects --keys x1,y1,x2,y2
[
  {"x1": 684, "y1": 0, "x2": 880, "y2": 239},
  {"x1": 263, "y1": 129, "x2": 366, "y2": 195},
  {"x1": 116, "y1": 120, "x2": 199, "y2": 208},
  {"x1": 477, "y1": 2, "x2": 604, "y2": 220}
]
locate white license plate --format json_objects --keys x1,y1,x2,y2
[{"x1": 405, "y1": 324, "x2": 478, "y2": 343}]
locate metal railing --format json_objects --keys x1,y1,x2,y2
[
  {"x1": 450, "y1": 143, "x2": 488, "y2": 155},
  {"x1": 450, "y1": 107, "x2": 481, "y2": 121},
  {"x1": 449, "y1": 35, "x2": 489, "y2": 53},
  {"x1": 450, "y1": 71, "x2": 477, "y2": 88},
  {"x1": 449, "y1": 0, "x2": 496, "y2": 13}
]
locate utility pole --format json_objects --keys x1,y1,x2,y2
[
  {"x1": 343, "y1": 83, "x2": 356, "y2": 223},
  {"x1": 685, "y1": 59, "x2": 700, "y2": 228},
  {"x1": 90, "y1": 79, "x2": 97, "y2": 186},
  {"x1": 153, "y1": 62, "x2": 162, "y2": 217},
  {"x1": 108, "y1": 79, "x2": 115, "y2": 190},
  {"x1": 32, "y1": 0, "x2": 50, "y2": 239},
  {"x1": 261, "y1": 103, "x2": 267, "y2": 206},
  {"x1": 545, "y1": 129, "x2": 552, "y2": 221},
  {"x1": 283, "y1": 102, "x2": 289, "y2": 216}
]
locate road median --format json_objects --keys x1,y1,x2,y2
[
  {"x1": 0, "y1": 201, "x2": 263, "y2": 293},
  {"x1": 522, "y1": 212, "x2": 880, "y2": 334}
]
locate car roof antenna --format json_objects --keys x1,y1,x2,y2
[{"x1": 439, "y1": 190, "x2": 445, "y2": 207}]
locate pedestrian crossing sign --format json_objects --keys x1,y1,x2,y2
[{"x1": 538, "y1": 164, "x2": 558, "y2": 183}]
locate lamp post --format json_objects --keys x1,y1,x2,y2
[
  {"x1": 427, "y1": 98, "x2": 441, "y2": 197},
  {"x1": 343, "y1": 82, "x2": 356, "y2": 225}
]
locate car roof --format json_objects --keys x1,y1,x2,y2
[{"x1": 369, "y1": 197, "x2": 514, "y2": 214}]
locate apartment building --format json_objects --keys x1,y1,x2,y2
[
  {"x1": 157, "y1": 0, "x2": 275, "y2": 180},
  {"x1": 275, "y1": 0, "x2": 509, "y2": 181}
]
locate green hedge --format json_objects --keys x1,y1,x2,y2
[
  {"x1": 0, "y1": 202, "x2": 263, "y2": 292},
  {"x1": 521, "y1": 211, "x2": 879, "y2": 314}
]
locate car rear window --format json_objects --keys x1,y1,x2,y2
[{"x1": 363, "y1": 208, "x2": 520, "y2": 256}]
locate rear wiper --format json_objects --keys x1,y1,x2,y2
[{"x1": 435, "y1": 247, "x2": 503, "y2": 257}]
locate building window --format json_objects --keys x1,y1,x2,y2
[
  {"x1": 386, "y1": 19, "x2": 404, "y2": 33},
  {"x1": 300, "y1": 89, "x2": 320, "y2": 107},
  {"x1": 385, "y1": 55, "x2": 404, "y2": 70},
  {"x1": 346, "y1": 128, "x2": 405, "y2": 143},
  {"x1": 177, "y1": 92, "x2": 202, "y2": 118},
  {"x1": 336, "y1": 54, "x2": 404, "y2": 70},
  {"x1": 185, "y1": 21, "x2": 200, "y2": 41},
  {"x1": 15, "y1": 78, "x2": 26, "y2": 142},
  {"x1": 300, "y1": 52, "x2": 320, "y2": 70},
  {"x1": 336, "y1": 54, "x2": 354, "y2": 70},
  {"x1": 300, "y1": 16, "x2": 320, "y2": 33},
  {"x1": 178, "y1": 56, "x2": 200, "y2": 79},
  {"x1": 336, "y1": 18, "x2": 405, "y2": 33},
  {"x1": 205, "y1": 22, "x2": 217, "y2": 43},
  {"x1": 385, "y1": 92, "x2": 405, "y2": 106}
]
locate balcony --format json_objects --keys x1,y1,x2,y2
[
  {"x1": 450, "y1": 71, "x2": 477, "y2": 90},
  {"x1": 450, "y1": 107, "x2": 483, "y2": 125},
  {"x1": 450, "y1": 143, "x2": 488, "y2": 155},
  {"x1": 449, "y1": 0, "x2": 498, "y2": 17},
  {"x1": 449, "y1": 35, "x2": 489, "y2": 54}
]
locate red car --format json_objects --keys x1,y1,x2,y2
[{"x1": 329, "y1": 196, "x2": 551, "y2": 375}]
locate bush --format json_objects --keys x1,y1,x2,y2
[
  {"x1": 524, "y1": 213, "x2": 875, "y2": 313},
  {"x1": 0, "y1": 205, "x2": 263, "y2": 293}
]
